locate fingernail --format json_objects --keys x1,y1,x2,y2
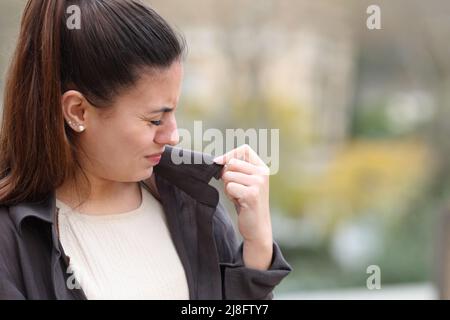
[{"x1": 213, "y1": 156, "x2": 224, "y2": 164}]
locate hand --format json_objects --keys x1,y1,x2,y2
[{"x1": 214, "y1": 144, "x2": 273, "y2": 270}]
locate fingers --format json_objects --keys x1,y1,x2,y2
[
  {"x1": 218, "y1": 158, "x2": 270, "y2": 180},
  {"x1": 222, "y1": 170, "x2": 264, "y2": 187},
  {"x1": 213, "y1": 144, "x2": 266, "y2": 167},
  {"x1": 229, "y1": 158, "x2": 269, "y2": 174},
  {"x1": 214, "y1": 145, "x2": 270, "y2": 211},
  {"x1": 225, "y1": 182, "x2": 247, "y2": 200},
  {"x1": 225, "y1": 182, "x2": 261, "y2": 208},
  {"x1": 221, "y1": 160, "x2": 269, "y2": 208}
]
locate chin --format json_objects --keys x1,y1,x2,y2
[
  {"x1": 145, "y1": 167, "x2": 154, "y2": 178},
  {"x1": 132, "y1": 168, "x2": 153, "y2": 182}
]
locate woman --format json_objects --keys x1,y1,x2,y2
[{"x1": 0, "y1": 0, "x2": 291, "y2": 300}]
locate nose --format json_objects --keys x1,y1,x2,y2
[{"x1": 154, "y1": 113, "x2": 179, "y2": 146}]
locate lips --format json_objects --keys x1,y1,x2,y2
[
  {"x1": 146, "y1": 152, "x2": 163, "y2": 158},
  {"x1": 145, "y1": 150, "x2": 165, "y2": 158},
  {"x1": 145, "y1": 151, "x2": 164, "y2": 165},
  {"x1": 145, "y1": 156, "x2": 161, "y2": 166}
]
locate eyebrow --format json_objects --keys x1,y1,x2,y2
[{"x1": 149, "y1": 107, "x2": 174, "y2": 114}]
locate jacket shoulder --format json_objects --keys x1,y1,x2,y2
[
  {"x1": 0, "y1": 206, "x2": 27, "y2": 299},
  {"x1": 0, "y1": 205, "x2": 16, "y2": 236},
  {"x1": 0, "y1": 206, "x2": 21, "y2": 273},
  {"x1": 0, "y1": 206, "x2": 19, "y2": 257}
]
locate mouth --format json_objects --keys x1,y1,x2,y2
[
  {"x1": 146, "y1": 152, "x2": 164, "y2": 157},
  {"x1": 145, "y1": 151, "x2": 164, "y2": 164}
]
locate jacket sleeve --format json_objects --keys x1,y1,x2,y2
[{"x1": 213, "y1": 201, "x2": 292, "y2": 300}]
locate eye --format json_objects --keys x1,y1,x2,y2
[{"x1": 149, "y1": 120, "x2": 163, "y2": 126}]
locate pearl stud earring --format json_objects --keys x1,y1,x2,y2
[{"x1": 66, "y1": 119, "x2": 85, "y2": 132}]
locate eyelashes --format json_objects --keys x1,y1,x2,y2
[
  {"x1": 149, "y1": 120, "x2": 163, "y2": 126},
  {"x1": 140, "y1": 115, "x2": 163, "y2": 127},
  {"x1": 142, "y1": 107, "x2": 176, "y2": 127}
]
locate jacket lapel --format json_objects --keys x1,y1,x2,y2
[{"x1": 149, "y1": 146, "x2": 225, "y2": 299}]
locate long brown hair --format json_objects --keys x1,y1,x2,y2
[{"x1": 0, "y1": 0, "x2": 185, "y2": 206}]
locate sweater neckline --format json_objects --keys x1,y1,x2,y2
[{"x1": 55, "y1": 184, "x2": 146, "y2": 221}]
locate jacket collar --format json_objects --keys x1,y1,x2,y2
[
  {"x1": 9, "y1": 146, "x2": 224, "y2": 234},
  {"x1": 153, "y1": 146, "x2": 223, "y2": 207}
]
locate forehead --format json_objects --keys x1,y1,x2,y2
[{"x1": 113, "y1": 62, "x2": 183, "y2": 113}]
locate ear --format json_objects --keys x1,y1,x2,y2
[{"x1": 61, "y1": 90, "x2": 87, "y2": 126}]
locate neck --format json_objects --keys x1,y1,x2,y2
[{"x1": 55, "y1": 173, "x2": 145, "y2": 215}]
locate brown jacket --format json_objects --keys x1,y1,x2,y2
[{"x1": 0, "y1": 146, "x2": 292, "y2": 300}]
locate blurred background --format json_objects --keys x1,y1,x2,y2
[{"x1": 2, "y1": 0, "x2": 450, "y2": 299}]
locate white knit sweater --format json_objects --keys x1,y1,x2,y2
[{"x1": 55, "y1": 184, "x2": 189, "y2": 300}]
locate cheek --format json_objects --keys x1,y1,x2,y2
[
  {"x1": 86, "y1": 123, "x2": 151, "y2": 161},
  {"x1": 82, "y1": 116, "x2": 158, "y2": 180},
  {"x1": 121, "y1": 125, "x2": 158, "y2": 155}
]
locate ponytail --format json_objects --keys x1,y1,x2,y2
[{"x1": 0, "y1": 0, "x2": 72, "y2": 205}]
